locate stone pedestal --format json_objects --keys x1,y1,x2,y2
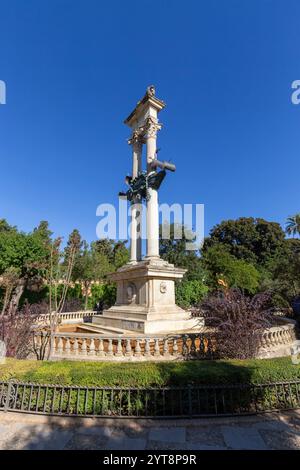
[{"x1": 93, "y1": 259, "x2": 202, "y2": 334}]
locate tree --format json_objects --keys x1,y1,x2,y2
[
  {"x1": 202, "y1": 244, "x2": 260, "y2": 293},
  {"x1": 260, "y1": 238, "x2": 300, "y2": 308},
  {"x1": 286, "y1": 214, "x2": 300, "y2": 237},
  {"x1": 93, "y1": 239, "x2": 129, "y2": 270},
  {"x1": 58, "y1": 229, "x2": 82, "y2": 313},
  {"x1": 159, "y1": 223, "x2": 206, "y2": 281},
  {"x1": 0, "y1": 219, "x2": 52, "y2": 314},
  {"x1": 0, "y1": 267, "x2": 20, "y2": 316},
  {"x1": 202, "y1": 217, "x2": 285, "y2": 266}
]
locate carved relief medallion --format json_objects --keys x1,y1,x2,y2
[{"x1": 160, "y1": 281, "x2": 167, "y2": 294}]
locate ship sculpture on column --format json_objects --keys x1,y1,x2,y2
[{"x1": 93, "y1": 86, "x2": 203, "y2": 334}]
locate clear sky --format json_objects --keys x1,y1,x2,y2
[{"x1": 1, "y1": 0, "x2": 299, "y2": 243}]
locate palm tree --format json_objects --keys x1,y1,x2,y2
[{"x1": 286, "y1": 214, "x2": 300, "y2": 236}]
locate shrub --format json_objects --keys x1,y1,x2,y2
[
  {"x1": 1, "y1": 357, "x2": 300, "y2": 387},
  {"x1": 176, "y1": 279, "x2": 208, "y2": 309},
  {"x1": 87, "y1": 282, "x2": 116, "y2": 310},
  {"x1": 0, "y1": 302, "x2": 38, "y2": 358},
  {"x1": 200, "y1": 289, "x2": 274, "y2": 359}
]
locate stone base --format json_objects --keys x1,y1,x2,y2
[
  {"x1": 92, "y1": 257, "x2": 204, "y2": 334},
  {"x1": 93, "y1": 307, "x2": 203, "y2": 334}
]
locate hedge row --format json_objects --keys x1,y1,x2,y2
[{"x1": 0, "y1": 357, "x2": 300, "y2": 387}]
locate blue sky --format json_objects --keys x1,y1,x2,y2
[{"x1": 0, "y1": 0, "x2": 299, "y2": 243}]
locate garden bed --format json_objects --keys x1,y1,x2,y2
[{"x1": 0, "y1": 357, "x2": 300, "y2": 388}]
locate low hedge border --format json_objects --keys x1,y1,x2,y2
[{"x1": 0, "y1": 357, "x2": 300, "y2": 388}]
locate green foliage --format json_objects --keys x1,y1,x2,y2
[
  {"x1": 93, "y1": 239, "x2": 129, "y2": 271},
  {"x1": 202, "y1": 245, "x2": 260, "y2": 293},
  {"x1": 203, "y1": 217, "x2": 285, "y2": 266},
  {"x1": 0, "y1": 219, "x2": 51, "y2": 278},
  {"x1": 286, "y1": 214, "x2": 300, "y2": 236},
  {"x1": 1, "y1": 357, "x2": 300, "y2": 387},
  {"x1": 159, "y1": 223, "x2": 205, "y2": 281},
  {"x1": 20, "y1": 286, "x2": 49, "y2": 307},
  {"x1": 87, "y1": 282, "x2": 116, "y2": 309},
  {"x1": 259, "y1": 238, "x2": 300, "y2": 307},
  {"x1": 176, "y1": 279, "x2": 208, "y2": 308}
]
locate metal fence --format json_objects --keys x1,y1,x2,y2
[{"x1": 1, "y1": 380, "x2": 300, "y2": 418}]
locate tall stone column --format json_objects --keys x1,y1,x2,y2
[
  {"x1": 145, "y1": 118, "x2": 161, "y2": 259},
  {"x1": 129, "y1": 135, "x2": 142, "y2": 263}
]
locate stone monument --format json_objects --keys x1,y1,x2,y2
[{"x1": 93, "y1": 86, "x2": 202, "y2": 334}]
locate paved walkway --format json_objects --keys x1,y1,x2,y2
[{"x1": 0, "y1": 410, "x2": 300, "y2": 450}]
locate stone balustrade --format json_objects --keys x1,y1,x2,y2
[
  {"x1": 33, "y1": 331, "x2": 215, "y2": 361},
  {"x1": 32, "y1": 317, "x2": 297, "y2": 361},
  {"x1": 36, "y1": 311, "x2": 99, "y2": 325},
  {"x1": 258, "y1": 319, "x2": 296, "y2": 356}
]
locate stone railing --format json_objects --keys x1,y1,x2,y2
[
  {"x1": 258, "y1": 318, "x2": 297, "y2": 357},
  {"x1": 32, "y1": 318, "x2": 297, "y2": 361},
  {"x1": 33, "y1": 331, "x2": 215, "y2": 361},
  {"x1": 36, "y1": 311, "x2": 99, "y2": 325}
]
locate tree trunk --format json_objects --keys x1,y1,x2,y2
[
  {"x1": 84, "y1": 282, "x2": 90, "y2": 311},
  {"x1": 8, "y1": 281, "x2": 25, "y2": 315},
  {"x1": 1, "y1": 286, "x2": 11, "y2": 317}
]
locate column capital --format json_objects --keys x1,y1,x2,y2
[
  {"x1": 144, "y1": 116, "x2": 162, "y2": 139},
  {"x1": 127, "y1": 128, "x2": 145, "y2": 146}
]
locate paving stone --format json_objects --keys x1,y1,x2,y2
[
  {"x1": 251, "y1": 420, "x2": 291, "y2": 432},
  {"x1": 186, "y1": 443, "x2": 227, "y2": 450},
  {"x1": 110, "y1": 427, "x2": 148, "y2": 439},
  {"x1": 64, "y1": 434, "x2": 107, "y2": 450},
  {"x1": 20, "y1": 430, "x2": 73, "y2": 450},
  {"x1": 2, "y1": 410, "x2": 300, "y2": 451},
  {"x1": 260, "y1": 430, "x2": 300, "y2": 450},
  {"x1": 222, "y1": 426, "x2": 268, "y2": 450},
  {"x1": 186, "y1": 428, "x2": 225, "y2": 447},
  {"x1": 107, "y1": 437, "x2": 146, "y2": 450},
  {"x1": 75, "y1": 425, "x2": 112, "y2": 438},
  {"x1": 146, "y1": 440, "x2": 187, "y2": 450},
  {"x1": 149, "y1": 427, "x2": 186, "y2": 443},
  {"x1": 0, "y1": 424, "x2": 10, "y2": 433}
]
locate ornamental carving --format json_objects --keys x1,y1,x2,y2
[
  {"x1": 127, "y1": 128, "x2": 144, "y2": 145},
  {"x1": 127, "y1": 282, "x2": 137, "y2": 304},
  {"x1": 143, "y1": 116, "x2": 162, "y2": 139},
  {"x1": 160, "y1": 281, "x2": 167, "y2": 294}
]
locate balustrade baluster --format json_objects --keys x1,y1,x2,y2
[
  {"x1": 154, "y1": 338, "x2": 160, "y2": 356},
  {"x1": 107, "y1": 339, "x2": 114, "y2": 357},
  {"x1": 163, "y1": 338, "x2": 169, "y2": 356},
  {"x1": 199, "y1": 336, "x2": 205, "y2": 356},
  {"x1": 98, "y1": 339, "x2": 105, "y2": 356},
  {"x1": 135, "y1": 338, "x2": 141, "y2": 357},
  {"x1": 145, "y1": 338, "x2": 151, "y2": 357},
  {"x1": 89, "y1": 338, "x2": 96, "y2": 356},
  {"x1": 182, "y1": 336, "x2": 188, "y2": 356},
  {"x1": 81, "y1": 338, "x2": 87, "y2": 356},
  {"x1": 73, "y1": 338, "x2": 79, "y2": 355},
  {"x1": 190, "y1": 335, "x2": 196, "y2": 356},
  {"x1": 172, "y1": 338, "x2": 178, "y2": 356},
  {"x1": 116, "y1": 338, "x2": 123, "y2": 357},
  {"x1": 65, "y1": 337, "x2": 71, "y2": 355},
  {"x1": 57, "y1": 337, "x2": 63, "y2": 355},
  {"x1": 125, "y1": 339, "x2": 132, "y2": 357}
]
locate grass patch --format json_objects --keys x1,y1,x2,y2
[{"x1": 0, "y1": 357, "x2": 300, "y2": 387}]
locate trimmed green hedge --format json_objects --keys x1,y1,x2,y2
[{"x1": 0, "y1": 357, "x2": 300, "y2": 387}]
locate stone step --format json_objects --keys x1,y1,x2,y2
[
  {"x1": 102, "y1": 309, "x2": 148, "y2": 320},
  {"x1": 93, "y1": 314, "x2": 145, "y2": 333},
  {"x1": 77, "y1": 324, "x2": 131, "y2": 335}
]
